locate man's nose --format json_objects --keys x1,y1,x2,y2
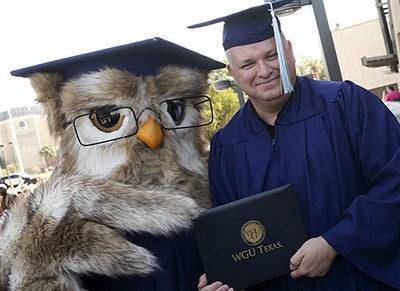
[{"x1": 258, "y1": 60, "x2": 272, "y2": 76}]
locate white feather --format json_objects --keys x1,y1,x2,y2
[{"x1": 76, "y1": 145, "x2": 127, "y2": 177}]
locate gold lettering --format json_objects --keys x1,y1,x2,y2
[
  {"x1": 249, "y1": 248, "x2": 256, "y2": 257},
  {"x1": 231, "y1": 248, "x2": 257, "y2": 262},
  {"x1": 242, "y1": 250, "x2": 250, "y2": 259},
  {"x1": 231, "y1": 241, "x2": 285, "y2": 263},
  {"x1": 231, "y1": 253, "x2": 242, "y2": 262},
  {"x1": 242, "y1": 248, "x2": 256, "y2": 259}
]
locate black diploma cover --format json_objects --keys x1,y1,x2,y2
[{"x1": 194, "y1": 184, "x2": 308, "y2": 290}]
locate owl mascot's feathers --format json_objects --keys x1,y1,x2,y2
[{"x1": 0, "y1": 39, "x2": 223, "y2": 290}]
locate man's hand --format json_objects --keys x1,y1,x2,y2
[
  {"x1": 289, "y1": 236, "x2": 337, "y2": 279},
  {"x1": 198, "y1": 274, "x2": 234, "y2": 291}
]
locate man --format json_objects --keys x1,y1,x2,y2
[{"x1": 189, "y1": 1, "x2": 400, "y2": 290}]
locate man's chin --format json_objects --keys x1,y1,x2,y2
[{"x1": 258, "y1": 87, "x2": 282, "y2": 99}]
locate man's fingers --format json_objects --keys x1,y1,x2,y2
[
  {"x1": 290, "y1": 255, "x2": 308, "y2": 279},
  {"x1": 289, "y1": 261, "x2": 299, "y2": 271},
  {"x1": 289, "y1": 246, "x2": 306, "y2": 278},
  {"x1": 198, "y1": 273, "x2": 232, "y2": 291},
  {"x1": 198, "y1": 273, "x2": 207, "y2": 289},
  {"x1": 289, "y1": 249, "x2": 304, "y2": 271},
  {"x1": 290, "y1": 269, "x2": 303, "y2": 279}
]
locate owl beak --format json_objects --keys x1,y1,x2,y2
[{"x1": 137, "y1": 117, "x2": 163, "y2": 150}]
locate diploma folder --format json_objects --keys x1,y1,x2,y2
[{"x1": 194, "y1": 184, "x2": 307, "y2": 290}]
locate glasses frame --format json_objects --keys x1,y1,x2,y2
[
  {"x1": 160, "y1": 95, "x2": 214, "y2": 130},
  {"x1": 71, "y1": 95, "x2": 214, "y2": 147},
  {"x1": 72, "y1": 106, "x2": 139, "y2": 147}
]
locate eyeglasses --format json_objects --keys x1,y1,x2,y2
[{"x1": 71, "y1": 95, "x2": 213, "y2": 146}]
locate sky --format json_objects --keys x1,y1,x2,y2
[{"x1": 1, "y1": 0, "x2": 379, "y2": 112}]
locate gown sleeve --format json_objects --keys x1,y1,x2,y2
[
  {"x1": 208, "y1": 131, "x2": 234, "y2": 206},
  {"x1": 322, "y1": 81, "x2": 400, "y2": 289}
]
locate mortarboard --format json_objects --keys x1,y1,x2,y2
[
  {"x1": 10, "y1": 37, "x2": 225, "y2": 80},
  {"x1": 188, "y1": 1, "x2": 294, "y2": 94}
]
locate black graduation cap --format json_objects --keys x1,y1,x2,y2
[
  {"x1": 10, "y1": 37, "x2": 225, "y2": 80},
  {"x1": 188, "y1": 0, "x2": 294, "y2": 93}
]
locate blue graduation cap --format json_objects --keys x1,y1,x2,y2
[
  {"x1": 10, "y1": 37, "x2": 225, "y2": 80},
  {"x1": 188, "y1": 1, "x2": 294, "y2": 93}
]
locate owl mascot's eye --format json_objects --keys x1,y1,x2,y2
[
  {"x1": 166, "y1": 100, "x2": 185, "y2": 125},
  {"x1": 90, "y1": 106, "x2": 125, "y2": 133}
]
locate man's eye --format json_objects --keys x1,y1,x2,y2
[
  {"x1": 90, "y1": 106, "x2": 125, "y2": 132},
  {"x1": 241, "y1": 63, "x2": 254, "y2": 69},
  {"x1": 166, "y1": 100, "x2": 185, "y2": 125},
  {"x1": 266, "y1": 53, "x2": 278, "y2": 61}
]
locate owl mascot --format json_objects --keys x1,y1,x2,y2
[{"x1": 0, "y1": 37, "x2": 225, "y2": 290}]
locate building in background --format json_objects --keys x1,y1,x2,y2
[
  {"x1": 0, "y1": 106, "x2": 55, "y2": 175},
  {"x1": 332, "y1": 0, "x2": 399, "y2": 98}
]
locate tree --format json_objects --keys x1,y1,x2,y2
[
  {"x1": 208, "y1": 60, "x2": 229, "y2": 82},
  {"x1": 39, "y1": 144, "x2": 58, "y2": 169},
  {"x1": 296, "y1": 55, "x2": 328, "y2": 80},
  {"x1": 204, "y1": 68, "x2": 241, "y2": 140}
]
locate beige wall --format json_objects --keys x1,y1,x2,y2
[
  {"x1": 331, "y1": 0, "x2": 399, "y2": 98},
  {"x1": 0, "y1": 110, "x2": 56, "y2": 174},
  {"x1": 332, "y1": 19, "x2": 399, "y2": 95},
  {"x1": 391, "y1": 0, "x2": 400, "y2": 57}
]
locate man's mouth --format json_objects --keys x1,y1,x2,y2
[{"x1": 255, "y1": 76, "x2": 280, "y2": 88}]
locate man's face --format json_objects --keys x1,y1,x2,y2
[{"x1": 227, "y1": 37, "x2": 296, "y2": 103}]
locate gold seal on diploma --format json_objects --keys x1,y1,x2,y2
[{"x1": 240, "y1": 220, "x2": 266, "y2": 246}]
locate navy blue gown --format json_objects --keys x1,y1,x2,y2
[
  {"x1": 81, "y1": 230, "x2": 203, "y2": 290},
  {"x1": 209, "y1": 76, "x2": 400, "y2": 290}
]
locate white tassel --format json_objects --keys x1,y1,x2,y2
[{"x1": 267, "y1": 2, "x2": 294, "y2": 94}]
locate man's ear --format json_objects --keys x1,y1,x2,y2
[
  {"x1": 227, "y1": 64, "x2": 233, "y2": 75},
  {"x1": 287, "y1": 40, "x2": 296, "y2": 63}
]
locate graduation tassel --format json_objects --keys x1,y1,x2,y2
[{"x1": 267, "y1": 2, "x2": 294, "y2": 94}]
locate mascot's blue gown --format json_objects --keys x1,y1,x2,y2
[
  {"x1": 81, "y1": 231, "x2": 203, "y2": 290},
  {"x1": 209, "y1": 77, "x2": 400, "y2": 290}
]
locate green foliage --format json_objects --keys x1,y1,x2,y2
[
  {"x1": 31, "y1": 166, "x2": 42, "y2": 175},
  {"x1": 296, "y1": 55, "x2": 328, "y2": 80},
  {"x1": 6, "y1": 163, "x2": 18, "y2": 173},
  {"x1": 39, "y1": 144, "x2": 58, "y2": 157},
  {"x1": 0, "y1": 156, "x2": 18, "y2": 175},
  {"x1": 204, "y1": 68, "x2": 241, "y2": 140},
  {"x1": 39, "y1": 144, "x2": 58, "y2": 168},
  {"x1": 1, "y1": 165, "x2": 15, "y2": 177},
  {"x1": 208, "y1": 60, "x2": 229, "y2": 82}
]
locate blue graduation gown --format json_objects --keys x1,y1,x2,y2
[
  {"x1": 209, "y1": 76, "x2": 400, "y2": 290},
  {"x1": 81, "y1": 231, "x2": 203, "y2": 290}
]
